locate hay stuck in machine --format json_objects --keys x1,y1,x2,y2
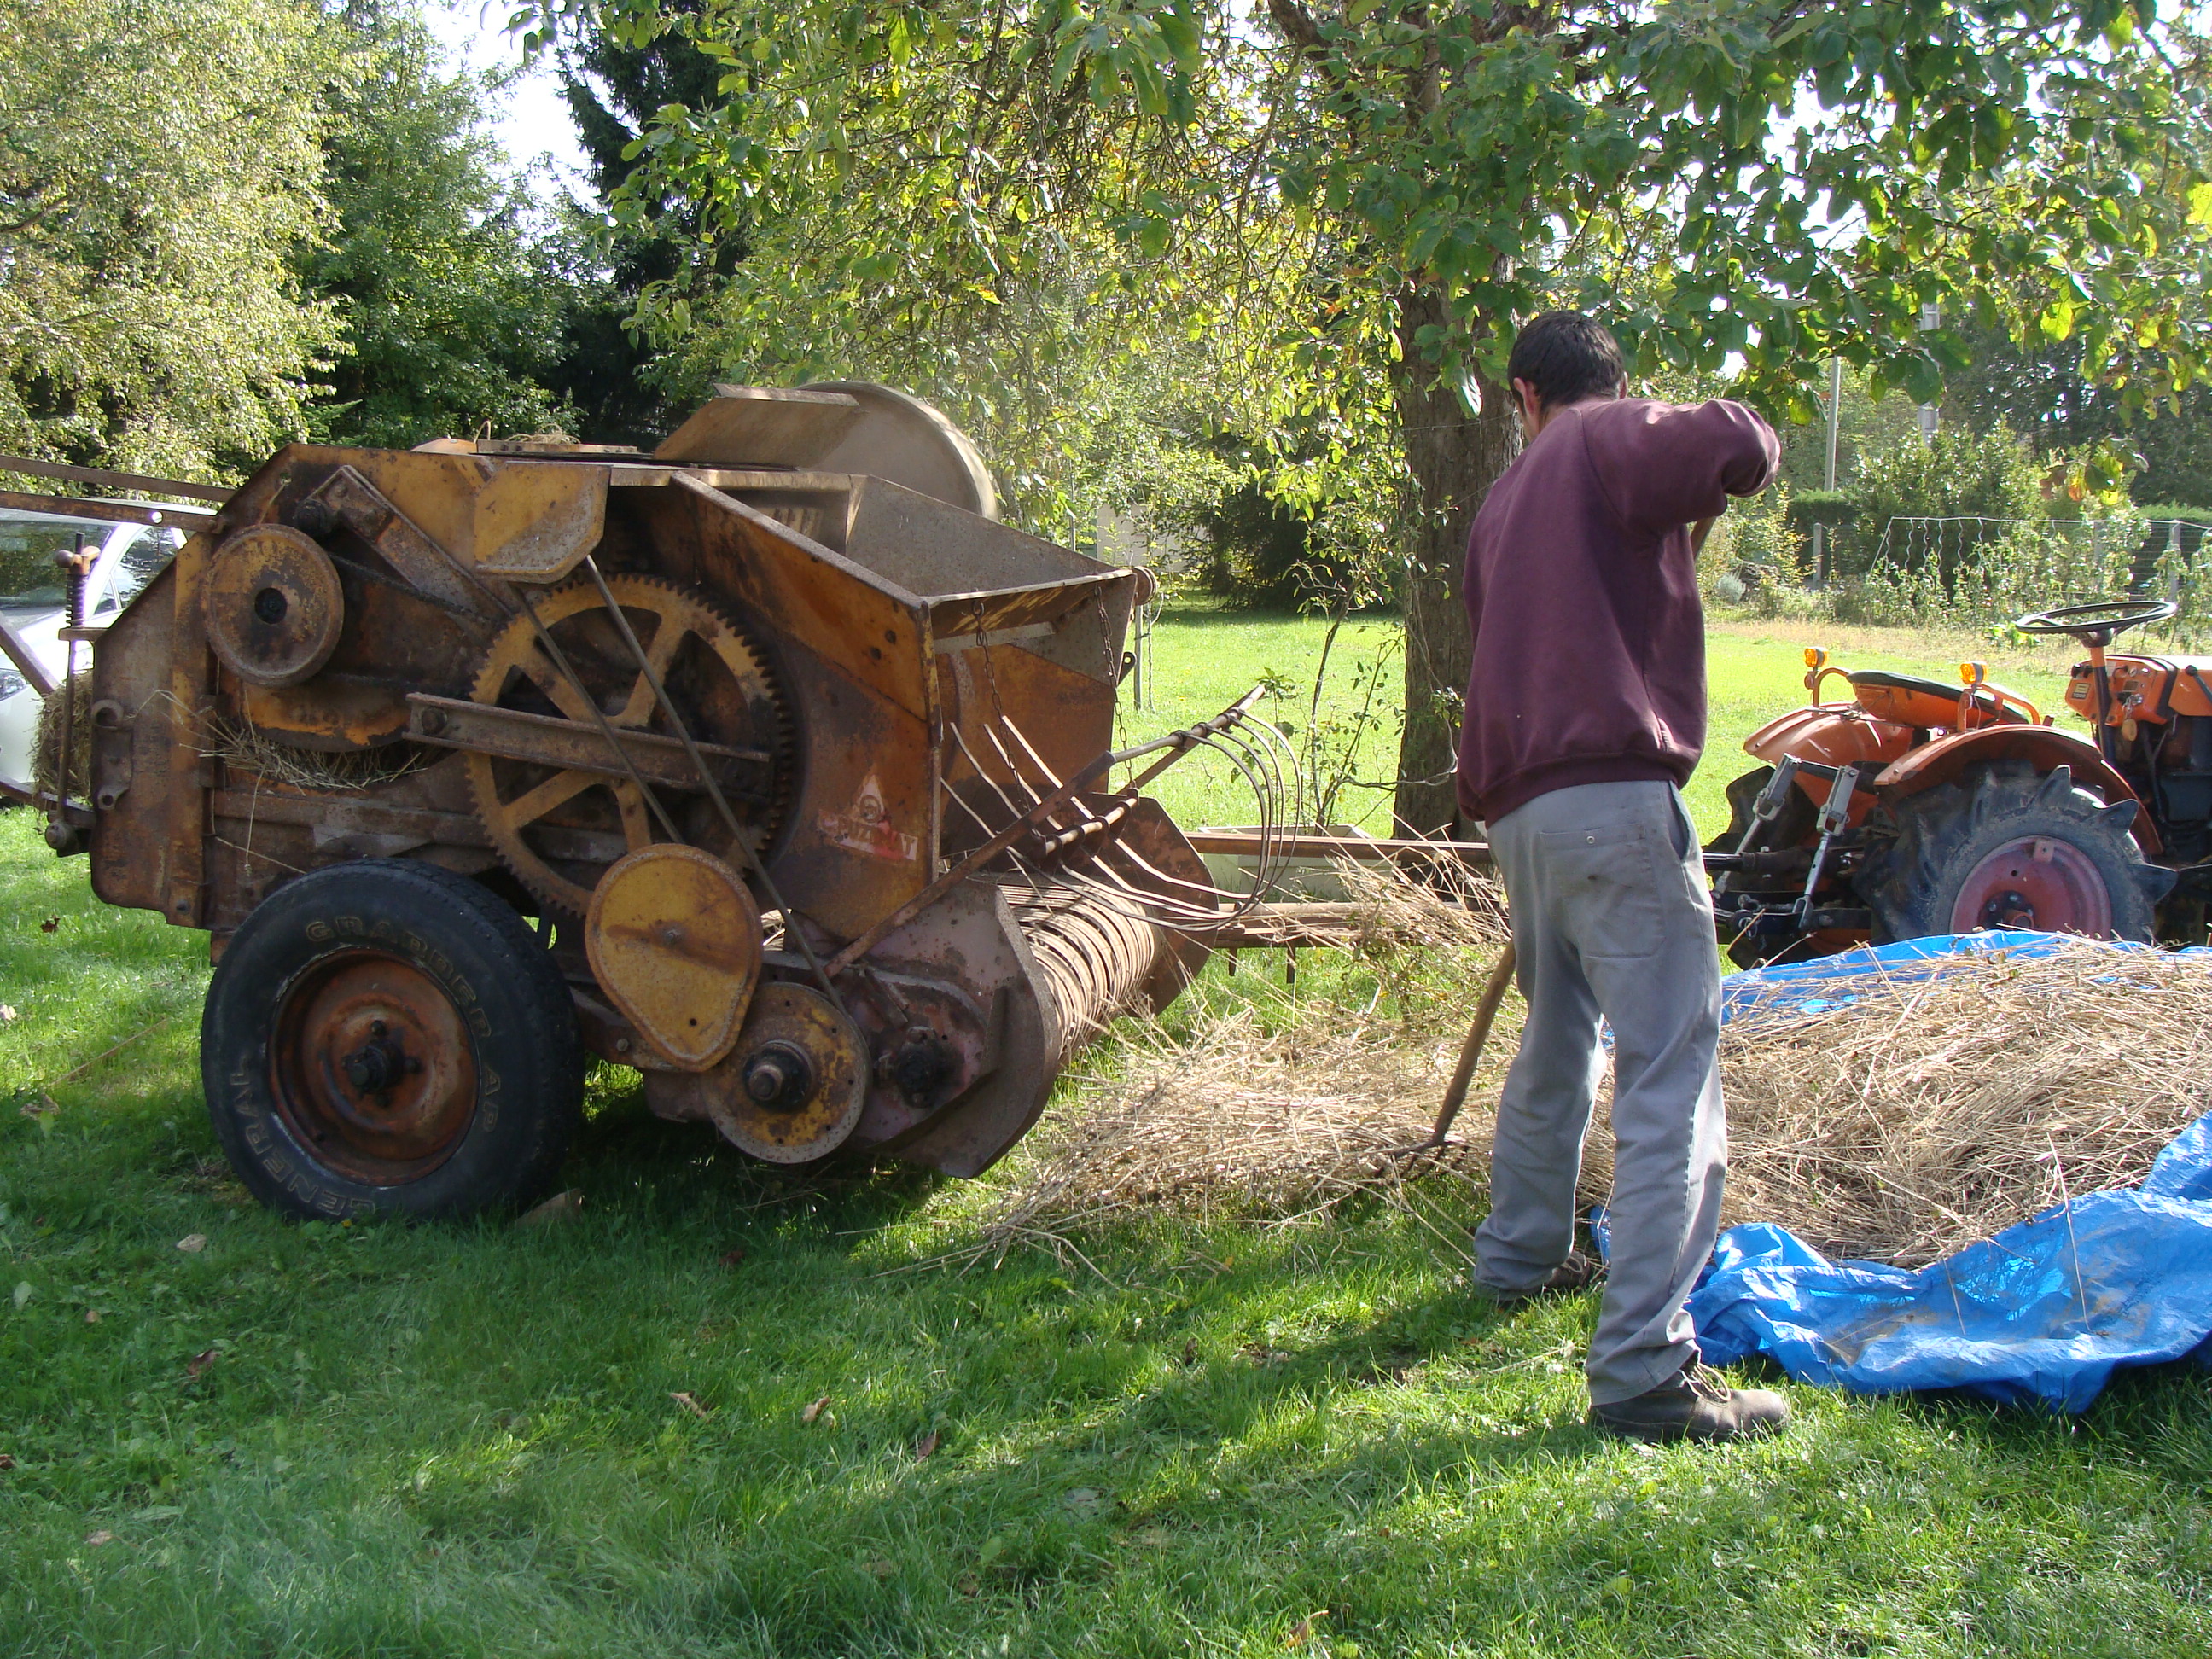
[{"x1": 58, "y1": 383, "x2": 1336, "y2": 1220}]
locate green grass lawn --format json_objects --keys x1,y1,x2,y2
[
  {"x1": 1134, "y1": 602, "x2": 2084, "y2": 839},
  {"x1": 2, "y1": 616, "x2": 2208, "y2": 1656}
]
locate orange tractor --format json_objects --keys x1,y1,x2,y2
[{"x1": 1708, "y1": 598, "x2": 2212, "y2": 965}]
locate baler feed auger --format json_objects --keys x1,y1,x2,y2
[{"x1": 74, "y1": 384, "x2": 1295, "y2": 1220}]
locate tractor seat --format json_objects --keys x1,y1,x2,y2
[{"x1": 1846, "y1": 669, "x2": 1960, "y2": 701}]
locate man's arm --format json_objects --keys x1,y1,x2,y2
[{"x1": 1586, "y1": 400, "x2": 1780, "y2": 538}]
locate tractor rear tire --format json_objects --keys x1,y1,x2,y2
[
  {"x1": 201, "y1": 859, "x2": 583, "y2": 1221},
  {"x1": 1863, "y1": 761, "x2": 2168, "y2": 945}
]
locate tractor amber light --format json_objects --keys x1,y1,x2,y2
[
  {"x1": 1804, "y1": 647, "x2": 1827, "y2": 668},
  {"x1": 1959, "y1": 661, "x2": 1987, "y2": 684}
]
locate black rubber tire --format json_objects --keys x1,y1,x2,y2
[
  {"x1": 1861, "y1": 761, "x2": 2169, "y2": 945},
  {"x1": 201, "y1": 859, "x2": 583, "y2": 1221}
]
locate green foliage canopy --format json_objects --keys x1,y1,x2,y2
[
  {"x1": 0, "y1": 0, "x2": 341, "y2": 477},
  {"x1": 304, "y1": 5, "x2": 581, "y2": 450}
]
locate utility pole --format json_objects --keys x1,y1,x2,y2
[{"x1": 1816, "y1": 356, "x2": 1842, "y2": 588}]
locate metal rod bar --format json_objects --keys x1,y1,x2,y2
[{"x1": 0, "y1": 453, "x2": 230, "y2": 504}]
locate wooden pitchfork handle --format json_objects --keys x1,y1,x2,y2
[{"x1": 1418, "y1": 940, "x2": 1517, "y2": 1149}]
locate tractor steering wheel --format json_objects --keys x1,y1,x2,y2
[{"x1": 2011, "y1": 597, "x2": 2177, "y2": 646}]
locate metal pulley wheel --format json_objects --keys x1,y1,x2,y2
[
  {"x1": 704, "y1": 982, "x2": 869, "y2": 1163},
  {"x1": 463, "y1": 574, "x2": 793, "y2": 916},
  {"x1": 205, "y1": 524, "x2": 346, "y2": 688}
]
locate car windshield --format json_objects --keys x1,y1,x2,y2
[
  {"x1": 0, "y1": 509, "x2": 118, "y2": 607},
  {"x1": 0, "y1": 509, "x2": 181, "y2": 609}
]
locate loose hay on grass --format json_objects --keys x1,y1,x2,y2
[{"x1": 969, "y1": 872, "x2": 2212, "y2": 1271}]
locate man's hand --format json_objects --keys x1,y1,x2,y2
[{"x1": 1689, "y1": 515, "x2": 1719, "y2": 556}]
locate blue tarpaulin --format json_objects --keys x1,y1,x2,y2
[{"x1": 1686, "y1": 933, "x2": 2212, "y2": 1412}]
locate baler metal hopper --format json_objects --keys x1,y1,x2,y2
[{"x1": 66, "y1": 385, "x2": 1294, "y2": 1220}]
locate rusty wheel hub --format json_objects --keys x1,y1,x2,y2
[
  {"x1": 1948, "y1": 835, "x2": 2114, "y2": 935},
  {"x1": 270, "y1": 951, "x2": 479, "y2": 1183}
]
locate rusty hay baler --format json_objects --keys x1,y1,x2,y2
[{"x1": 62, "y1": 384, "x2": 1304, "y2": 1220}]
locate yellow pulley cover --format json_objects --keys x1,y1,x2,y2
[{"x1": 584, "y1": 844, "x2": 762, "y2": 1071}]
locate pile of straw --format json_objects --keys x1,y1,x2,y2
[
  {"x1": 33, "y1": 675, "x2": 90, "y2": 801},
  {"x1": 1664, "y1": 940, "x2": 2212, "y2": 1265},
  {"x1": 973, "y1": 869, "x2": 2212, "y2": 1267}
]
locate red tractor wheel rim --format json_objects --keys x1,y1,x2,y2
[
  {"x1": 269, "y1": 950, "x2": 478, "y2": 1184},
  {"x1": 1947, "y1": 836, "x2": 2114, "y2": 936}
]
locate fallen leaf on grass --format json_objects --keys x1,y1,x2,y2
[
  {"x1": 1240, "y1": 1342, "x2": 1289, "y2": 1365},
  {"x1": 800, "y1": 1394, "x2": 830, "y2": 1424},
  {"x1": 671, "y1": 1391, "x2": 712, "y2": 1419},
  {"x1": 1064, "y1": 1487, "x2": 1100, "y2": 1509},
  {"x1": 175, "y1": 1234, "x2": 207, "y2": 1254},
  {"x1": 0, "y1": 1005, "x2": 15, "y2": 1022},
  {"x1": 862, "y1": 1557, "x2": 895, "y2": 1580},
  {"x1": 11, "y1": 1282, "x2": 29, "y2": 1308},
  {"x1": 185, "y1": 1348, "x2": 218, "y2": 1380},
  {"x1": 719, "y1": 1248, "x2": 747, "y2": 1266},
  {"x1": 84, "y1": 1309, "x2": 99, "y2": 1324},
  {"x1": 19, "y1": 1096, "x2": 57, "y2": 1122},
  {"x1": 954, "y1": 1571, "x2": 980, "y2": 1596},
  {"x1": 1284, "y1": 1610, "x2": 1327, "y2": 1648},
  {"x1": 0, "y1": 1452, "x2": 15, "y2": 1470},
  {"x1": 914, "y1": 1429, "x2": 939, "y2": 1460},
  {"x1": 84, "y1": 1530, "x2": 112, "y2": 1547},
  {"x1": 1179, "y1": 1337, "x2": 1197, "y2": 1366},
  {"x1": 38, "y1": 917, "x2": 58, "y2": 933}
]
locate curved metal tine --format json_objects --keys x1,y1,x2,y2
[
  {"x1": 948, "y1": 722, "x2": 1035, "y2": 828},
  {"x1": 942, "y1": 730, "x2": 1054, "y2": 899},
  {"x1": 509, "y1": 585, "x2": 685, "y2": 844},
  {"x1": 978, "y1": 718, "x2": 1085, "y2": 839},
  {"x1": 1054, "y1": 864, "x2": 1244, "y2": 929},
  {"x1": 576, "y1": 554, "x2": 846, "y2": 1012}
]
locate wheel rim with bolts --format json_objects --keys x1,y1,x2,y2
[
  {"x1": 268, "y1": 950, "x2": 479, "y2": 1184},
  {"x1": 1947, "y1": 836, "x2": 2114, "y2": 935}
]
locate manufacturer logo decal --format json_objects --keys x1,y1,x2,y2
[{"x1": 817, "y1": 771, "x2": 919, "y2": 864}]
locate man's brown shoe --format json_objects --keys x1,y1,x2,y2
[
  {"x1": 1589, "y1": 1360, "x2": 1790, "y2": 1445},
  {"x1": 1482, "y1": 1248, "x2": 1605, "y2": 1310}
]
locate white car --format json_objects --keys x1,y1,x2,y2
[{"x1": 0, "y1": 504, "x2": 198, "y2": 797}]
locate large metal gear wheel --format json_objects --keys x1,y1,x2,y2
[{"x1": 465, "y1": 574, "x2": 793, "y2": 917}]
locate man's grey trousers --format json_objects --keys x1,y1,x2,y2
[{"x1": 1473, "y1": 779, "x2": 1726, "y2": 1405}]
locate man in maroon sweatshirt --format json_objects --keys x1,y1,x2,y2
[{"x1": 1459, "y1": 311, "x2": 1787, "y2": 1444}]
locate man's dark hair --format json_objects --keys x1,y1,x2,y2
[{"x1": 1507, "y1": 311, "x2": 1626, "y2": 410}]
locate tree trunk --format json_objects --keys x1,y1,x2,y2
[{"x1": 1390, "y1": 288, "x2": 1520, "y2": 837}]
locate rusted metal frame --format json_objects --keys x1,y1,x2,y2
[
  {"x1": 575, "y1": 554, "x2": 847, "y2": 1014},
  {"x1": 508, "y1": 584, "x2": 686, "y2": 846},
  {"x1": 0, "y1": 453, "x2": 230, "y2": 504},
  {"x1": 0, "y1": 613, "x2": 56, "y2": 697},
  {"x1": 309, "y1": 467, "x2": 512, "y2": 624},
  {"x1": 321, "y1": 544, "x2": 499, "y2": 636},
  {"x1": 0, "y1": 487, "x2": 215, "y2": 527},
  {"x1": 210, "y1": 788, "x2": 492, "y2": 847},
  {"x1": 826, "y1": 690, "x2": 1263, "y2": 978},
  {"x1": 405, "y1": 694, "x2": 771, "y2": 794}
]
